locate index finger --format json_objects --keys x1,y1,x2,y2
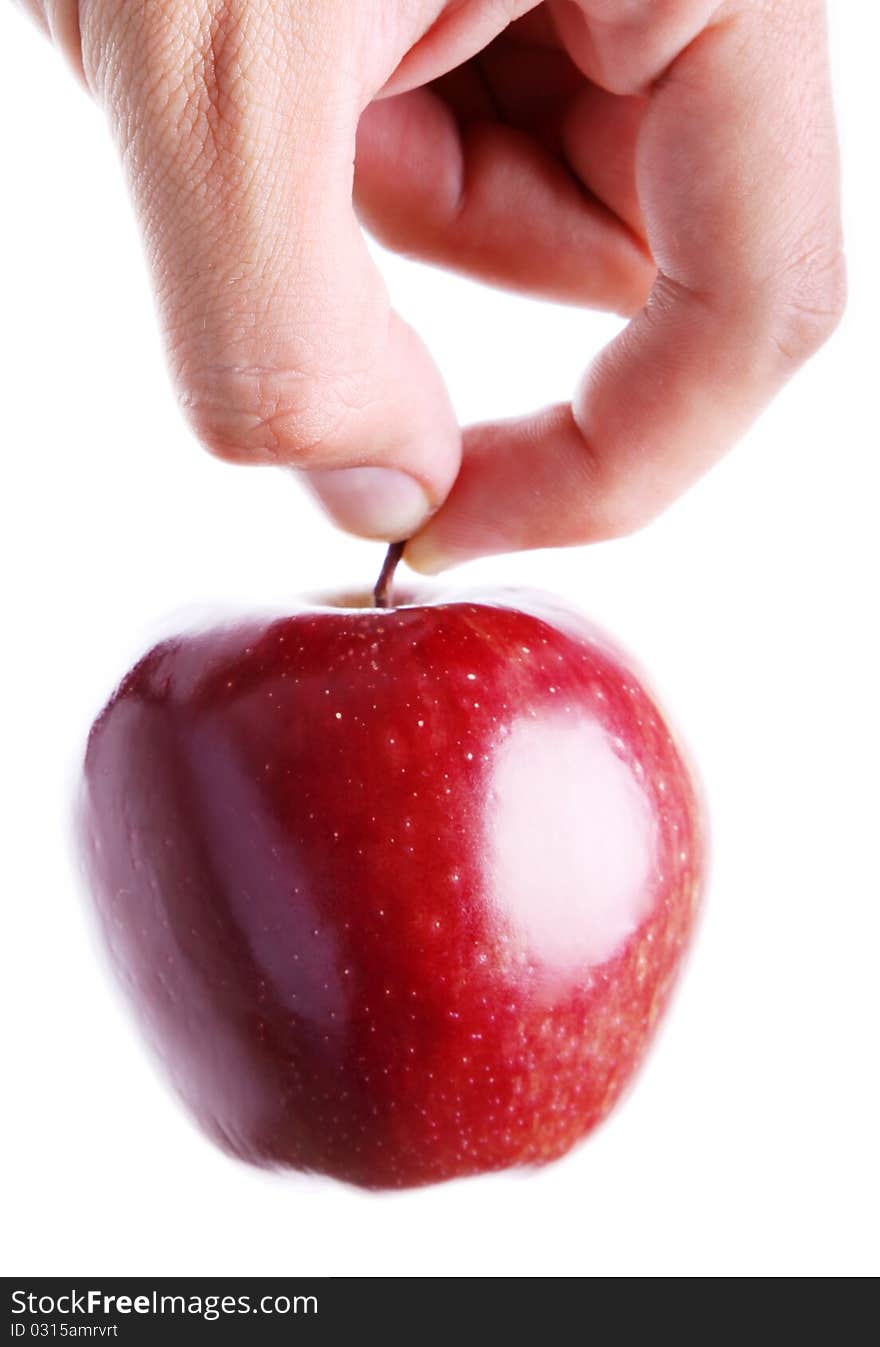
[{"x1": 406, "y1": 0, "x2": 845, "y2": 571}]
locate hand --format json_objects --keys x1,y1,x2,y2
[{"x1": 26, "y1": 1, "x2": 844, "y2": 570}]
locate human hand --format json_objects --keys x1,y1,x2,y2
[{"x1": 24, "y1": 1, "x2": 844, "y2": 570}]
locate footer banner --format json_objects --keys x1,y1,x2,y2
[{"x1": 3, "y1": 1277, "x2": 565, "y2": 1341}]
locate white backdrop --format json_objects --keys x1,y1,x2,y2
[{"x1": 2, "y1": 5, "x2": 877, "y2": 1277}]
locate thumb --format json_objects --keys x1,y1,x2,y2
[{"x1": 79, "y1": 0, "x2": 459, "y2": 540}]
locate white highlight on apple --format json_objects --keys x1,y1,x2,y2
[{"x1": 489, "y1": 716, "x2": 656, "y2": 970}]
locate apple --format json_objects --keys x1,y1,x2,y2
[{"x1": 79, "y1": 551, "x2": 705, "y2": 1189}]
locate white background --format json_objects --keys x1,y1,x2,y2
[{"x1": 2, "y1": 5, "x2": 877, "y2": 1278}]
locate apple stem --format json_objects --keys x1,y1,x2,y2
[{"x1": 373, "y1": 541, "x2": 405, "y2": 609}]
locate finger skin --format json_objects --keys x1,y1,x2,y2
[
  {"x1": 32, "y1": 0, "x2": 463, "y2": 539},
  {"x1": 550, "y1": 0, "x2": 723, "y2": 94},
  {"x1": 18, "y1": 0, "x2": 87, "y2": 86},
  {"x1": 407, "y1": 0, "x2": 846, "y2": 571},
  {"x1": 355, "y1": 89, "x2": 654, "y2": 313}
]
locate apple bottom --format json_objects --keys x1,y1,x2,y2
[{"x1": 79, "y1": 598, "x2": 704, "y2": 1188}]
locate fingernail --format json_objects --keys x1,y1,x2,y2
[
  {"x1": 301, "y1": 467, "x2": 433, "y2": 541},
  {"x1": 399, "y1": 532, "x2": 450, "y2": 575}
]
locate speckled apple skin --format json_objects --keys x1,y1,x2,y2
[{"x1": 79, "y1": 591, "x2": 705, "y2": 1189}]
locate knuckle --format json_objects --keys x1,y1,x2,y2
[
  {"x1": 180, "y1": 363, "x2": 353, "y2": 466},
  {"x1": 767, "y1": 241, "x2": 847, "y2": 365},
  {"x1": 592, "y1": 494, "x2": 657, "y2": 543},
  {"x1": 573, "y1": 422, "x2": 663, "y2": 544},
  {"x1": 586, "y1": 470, "x2": 660, "y2": 543}
]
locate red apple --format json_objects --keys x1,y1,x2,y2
[{"x1": 79, "y1": 568, "x2": 705, "y2": 1189}]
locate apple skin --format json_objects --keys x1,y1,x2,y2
[{"x1": 79, "y1": 589, "x2": 705, "y2": 1189}]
